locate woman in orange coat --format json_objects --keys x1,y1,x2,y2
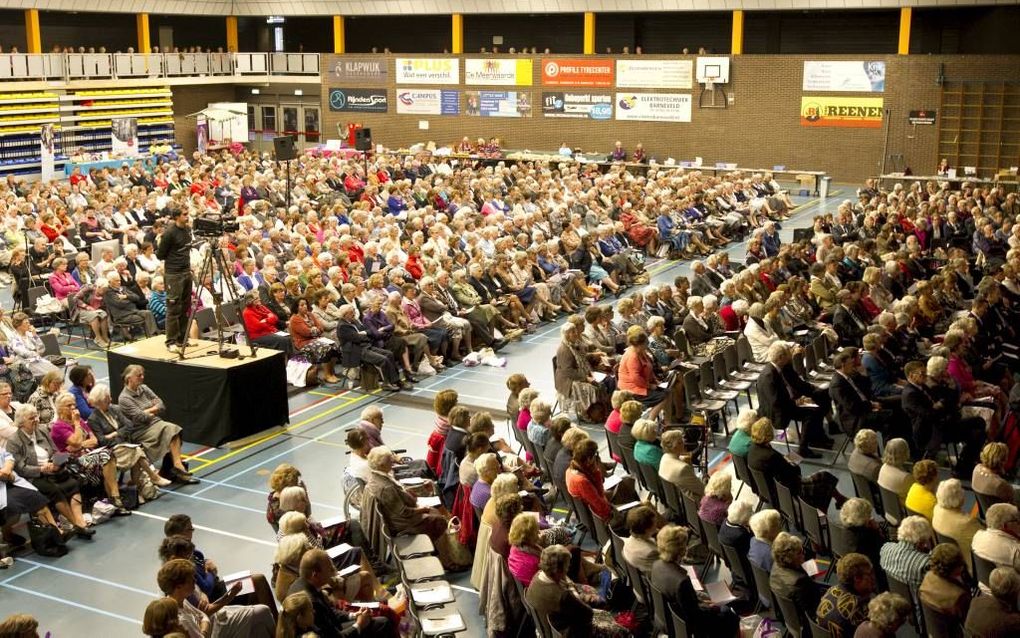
[{"x1": 617, "y1": 329, "x2": 670, "y2": 420}]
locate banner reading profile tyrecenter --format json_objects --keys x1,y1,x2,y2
[{"x1": 800, "y1": 96, "x2": 884, "y2": 128}]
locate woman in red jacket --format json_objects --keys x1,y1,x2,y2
[
  {"x1": 425, "y1": 389, "x2": 458, "y2": 478},
  {"x1": 288, "y1": 298, "x2": 340, "y2": 384},
  {"x1": 241, "y1": 293, "x2": 293, "y2": 356}
]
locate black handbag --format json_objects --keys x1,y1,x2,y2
[{"x1": 27, "y1": 520, "x2": 68, "y2": 557}]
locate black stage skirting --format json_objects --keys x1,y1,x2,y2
[{"x1": 107, "y1": 338, "x2": 290, "y2": 447}]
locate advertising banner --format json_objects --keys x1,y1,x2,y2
[
  {"x1": 331, "y1": 58, "x2": 388, "y2": 82},
  {"x1": 395, "y1": 58, "x2": 459, "y2": 84},
  {"x1": 541, "y1": 58, "x2": 613, "y2": 88},
  {"x1": 802, "y1": 60, "x2": 886, "y2": 92},
  {"x1": 465, "y1": 91, "x2": 532, "y2": 118},
  {"x1": 396, "y1": 89, "x2": 460, "y2": 115},
  {"x1": 40, "y1": 123, "x2": 55, "y2": 180},
  {"x1": 800, "y1": 96, "x2": 884, "y2": 128},
  {"x1": 542, "y1": 92, "x2": 613, "y2": 119},
  {"x1": 465, "y1": 59, "x2": 533, "y2": 86},
  {"x1": 615, "y1": 59, "x2": 693, "y2": 89},
  {"x1": 614, "y1": 93, "x2": 692, "y2": 123},
  {"x1": 112, "y1": 117, "x2": 139, "y2": 156},
  {"x1": 328, "y1": 88, "x2": 388, "y2": 113},
  {"x1": 909, "y1": 110, "x2": 936, "y2": 125}
]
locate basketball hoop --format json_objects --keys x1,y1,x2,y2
[{"x1": 705, "y1": 79, "x2": 715, "y2": 91}]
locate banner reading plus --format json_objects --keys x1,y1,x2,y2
[
  {"x1": 541, "y1": 59, "x2": 613, "y2": 88},
  {"x1": 328, "y1": 88, "x2": 388, "y2": 113}
]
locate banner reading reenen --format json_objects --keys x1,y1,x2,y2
[{"x1": 800, "y1": 96, "x2": 884, "y2": 128}]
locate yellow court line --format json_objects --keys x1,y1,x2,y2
[{"x1": 188, "y1": 390, "x2": 377, "y2": 473}]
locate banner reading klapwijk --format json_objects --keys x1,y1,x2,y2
[{"x1": 800, "y1": 96, "x2": 884, "y2": 128}]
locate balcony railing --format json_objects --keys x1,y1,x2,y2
[{"x1": 0, "y1": 52, "x2": 320, "y2": 82}]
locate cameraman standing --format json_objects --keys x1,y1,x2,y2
[{"x1": 156, "y1": 208, "x2": 193, "y2": 353}]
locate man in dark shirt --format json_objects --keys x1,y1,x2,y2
[
  {"x1": 288, "y1": 549, "x2": 391, "y2": 638},
  {"x1": 156, "y1": 208, "x2": 192, "y2": 352}
]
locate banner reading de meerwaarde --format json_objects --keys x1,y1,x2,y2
[
  {"x1": 465, "y1": 59, "x2": 533, "y2": 86},
  {"x1": 800, "y1": 96, "x2": 884, "y2": 128},
  {"x1": 614, "y1": 93, "x2": 691, "y2": 123}
]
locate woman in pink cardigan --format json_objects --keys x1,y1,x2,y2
[{"x1": 48, "y1": 257, "x2": 80, "y2": 305}]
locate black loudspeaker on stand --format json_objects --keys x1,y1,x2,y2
[
  {"x1": 273, "y1": 135, "x2": 297, "y2": 208},
  {"x1": 355, "y1": 128, "x2": 372, "y2": 151}
]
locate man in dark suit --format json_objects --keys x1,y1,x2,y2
[
  {"x1": 336, "y1": 305, "x2": 409, "y2": 390},
  {"x1": 829, "y1": 349, "x2": 903, "y2": 440},
  {"x1": 288, "y1": 549, "x2": 392, "y2": 638},
  {"x1": 756, "y1": 342, "x2": 834, "y2": 458},
  {"x1": 103, "y1": 272, "x2": 157, "y2": 337},
  {"x1": 689, "y1": 261, "x2": 719, "y2": 297},
  {"x1": 901, "y1": 360, "x2": 984, "y2": 475},
  {"x1": 831, "y1": 289, "x2": 869, "y2": 348}
]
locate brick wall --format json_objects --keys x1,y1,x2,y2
[{"x1": 303, "y1": 53, "x2": 1020, "y2": 183}]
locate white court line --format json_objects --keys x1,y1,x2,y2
[
  {"x1": 16, "y1": 558, "x2": 160, "y2": 597},
  {"x1": 0, "y1": 565, "x2": 38, "y2": 585},
  {"x1": 0, "y1": 583, "x2": 141, "y2": 625},
  {"x1": 450, "y1": 584, "x2": 479, "y2": 595},
  {"x1": 131, "y1": 510, "x2": 276, "y2": 547}
]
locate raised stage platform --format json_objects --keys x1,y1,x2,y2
[{"x1": 107, "y1": 337, "x2": 290, "y2": 447}]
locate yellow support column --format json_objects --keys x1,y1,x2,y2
[
  {"x1": 731, "y1": 10, "x2": 744, "y2": 55},
  {"x1": 451, "y1": 14, "x2": 463, "y2": 54},
  {"x1": 583, "y1": 12, "x2": 596, "y2": 55},
  {"x1": 137, "y1": 13, "x2": 151, "y2": 54},
  {"x1": 898, "y1": 7, "x2": 912, "y2": 55},
  {"x1": 226, "y1": 16, "x2": 239, "y2": 53},
  {"x1": 333, "y1": 16, "x2": 345, "y2": 54},
  {"x1": 25, "y1": 9, "x2": 41, "y2": 54}
]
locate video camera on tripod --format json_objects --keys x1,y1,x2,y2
[{"x1": 192, "y1": 213, "x2": 240, "y2": 239}]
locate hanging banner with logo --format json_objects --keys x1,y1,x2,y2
[
  {"x1": 542, "y1": 92, "x2": 613, "y2": 120},
  {"x1": 39, "y1": 123, "x2": 55, "y2": 180},
  {"x1": 112, "y1": 117, "x2": 139, "y2": 156},
  {"x1": 395, "y1": 58, "x2": 459, "y2": 84},
  {"x1": 196, "y1": 117, "x2": 208, "y2": 153},
  {"x1": 909, "y1": 110, "x2": 936, "y2": 125},
  {"x1": 328, "y1": 88, "x2": 388, "y2": 113},
  {"x1": 614, "y1": 93, "x2": 691, "y2": 123},
  {"x1": 615, "y1": 59, "x2": 693, "y2": 89},
  {"x1": 465, "y1": 59, "x2": 533, "y2": 86},
  {"x1": 541, "y1": 59, "x2": 613, "y2": 88},
  {"x1": 465, "y1": 91, "x2": 532, "y2": 118},
  {"x1": 396, "y1": 89, "x2": 460, "y2": 115},
  {"x1": 331, "y1": 58, "x2": 388, "y2": 83},
  {"x1": 800, "y1": 96, "x2": 884, "y2": 128},
  {"x1": 803, "y1": 61, "x2": 886, "y2": 92}
]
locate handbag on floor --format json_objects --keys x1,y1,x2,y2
[
  {"x1": 27, "y1": 520, "x2": 68, "y2": 557},
  {"x1": 436, "y1": 517, "x2": 472, "y2": 571}
]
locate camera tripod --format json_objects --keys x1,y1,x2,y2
[{"x1": 176, "y1": 240, "x2": 258, "y2": 361}]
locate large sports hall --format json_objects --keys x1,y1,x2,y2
[{"x1": 0, "y1": 1, "x2": 1018, "y2": 637}]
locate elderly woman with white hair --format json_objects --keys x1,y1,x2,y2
[
  {"x1": 855, "y1": 592, "x2": 913, "y2": 638},
  {"x1": 743, "y1": 301, "x2": 781, "y2": 362},
  {"x1": 698, "y1": 472, "x2": 733, "y2": 527},
  {"x1": 749, "y1": 509, "x2": 783, "y2": 573},
  {"x1": 965, "y1": 567, "x2": 1020, "y2": 636},
  {"x1": 933, "y1": 478, "x2": 983, "y2": 573},
  {"x1": 973, "y1": 442, "x2": 1020, "y2": 506},
  {"x1": 879, "y1": 515, "x2": 934, "y2": 588},
  {"x1": 554, "y1": 322, "x2": 610, "y2": 421},
  {"x1": 728, "y1": 408, "x2": 758, "y2": 457},
  {"x1": 646, "y1": 315, "x2": 679, "y2": 368},
  {"x1": 336, "y1": 302, "x2": 411, "y2": 390},
  {"x1": 972, "y1": 503, "x2": 1020, "y2": 592},
  {"x1": 651, "y1": 525, "x2": 740, "y2": 637},
  {"x1": 848, "y1": 429, "x2": 882, "y2": 483},
  {"x1": 363, "y1": 445, "x2": 447, "y2": 541},
  {"x1": 840, "y1": 498, "x2": 887, "y2": 572},
  {"x1": 658, "y1": 429, "x2": 705, "y2": 501}
]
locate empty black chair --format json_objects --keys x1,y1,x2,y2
[
  {"x1": 731, "y1": 452, "x2": 755, "y2": 500},
  {"x1": 750, "y1": 562, "x2": 779, "y2": 615},
  {"x1": 749, "y1": 466, "x2": 778, "y2": 507},
  {"x1": 921, "y1": 601, "x2": 964, "y2": 638},
  {"x1": 808, "y1": 618, "x2": 833, "y2": 638},
  {"x1": 974, "y1": 491, "x2": 1004, "y2": 520},
  {"x1": 668, "y1": 602, "x2": 692, "y2": 638},
  {"x1": 635, "y1": 460, "x2": 666, "y2": 505},
  {"x1": 659, "y1": 477, "x2": 686, "y2": 524},
  {"x1": 701, "y1": 518, "x2": 725, "y2": 564},
  {"x1": 798, "y1": 497, "x2": 834, "y2": 576},
  {"x1": 879, "y1": 485, "x2": 908, "y2": 525},
  {"x1": 680, "y1": 491, "x2": 704, "y2": 542},
  {"x1": 971, "y1": 550, "x2": 996, "y2": 589},
  {"x1": 850, "y1": 472, "x2": 884, "y2": 518},
  {"x1": 828, "y1": 519, "x2": 850, "y2": 560},
  {"x1": 649, "y1": 580, "x2": 673, "y2": 635},
  {"x1": 775, "y1": 480, "x2": 803, "y2": 532},
  {"x1": 775, "y1": 591, "x2": 807, "y2": 638},
  {"x1": 721, "y1": 541, "x2": 757, "y2": 602}
]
